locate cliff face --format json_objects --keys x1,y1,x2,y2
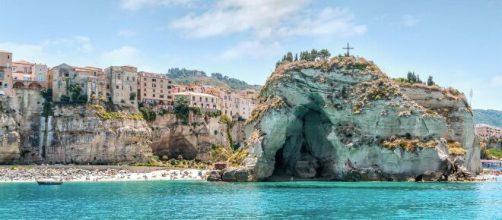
[
  {"x1": 42, "y1": 106, "x2": 153, "y2": 164},
  {"x1": 0, "y1": 111, "x2": 20, "y2": 163},
  {"x1": 0, "y1": 89, "x2": 235, "y2": 165},
  {"x1": 399, "y1": 85, "x2": 480, "y2": 173},
  {"x1": 149, "y1": 114, "x2": 230, "y2": 162},
  {"x1": 232, "y1": 57, "x2": 479, "y2": 182}
]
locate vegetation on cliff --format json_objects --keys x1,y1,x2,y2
[
  {"x1": 91, "y1": 105, "x2": 144, "y2": 120},
  {"x1": 382, "y1": 138, "x2": 438, "y2": 151}
]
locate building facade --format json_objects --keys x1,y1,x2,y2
[
  {"x1": 0, "y1": 50, "x2": 13, "y2": 95},
  {"x1": 476, "y1": 124, "x2": 502, "y2": 139},
  {"x1": 137, "y1": 71, "x2": 174, "y2": 106},
  {"x1": 50, "y1": 64, "x2": 101, "y2": 103},
  {"x1": 173, "y1": 92, "x2": 219, "y2": 111},
  {"x1": 105, "y1": 66, "x2": 138, "y2": 108},
  {"x1": 12, "y1": 60, "x2": 48, "y2": 89},
  {"x1": 74, "y1": 66, "x2": 107, "y2": 102},
  {"x1": 220, "y1": 90, "x2": 256, "y2": 120}
]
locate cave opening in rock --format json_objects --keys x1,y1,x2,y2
[{"x1": 270, "y1": 108, "x2": 335, "y2": 180}]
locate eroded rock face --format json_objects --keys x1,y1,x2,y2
[
  {"x1": 43, "y1": 106, "x2": 153, "y2": 164},
  {"x1": 234, "y1": 57, "x2": 479, "y2": 181},
  {"x1": 0, "y1": 112, "x2": 21, "y2": 164},
  {"x1": 399, "y1": 85, "x2": 481, "y2": 173},
  {"x1": 149, "y1": 114, "x2": 229, "y2": 162}
]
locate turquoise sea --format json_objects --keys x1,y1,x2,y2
[{"x1": 0, "y1": 181, "x2": 501, "y2": 219}]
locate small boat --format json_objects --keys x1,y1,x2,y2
[{"x1": 36, "y1": 178, "x2": 63, "y2": 185}]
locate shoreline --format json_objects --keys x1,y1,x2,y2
[
  {"x1": 0, "y1": 165, "x2": 208, "y2": 183},
  {"x1": 1, "y1": 165, "x2": 499, "y2": 184}
]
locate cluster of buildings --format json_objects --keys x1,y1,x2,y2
[
  {"x1": 475, "y1": 124, "x2": 502, "y2": 139},
  {"x1": 0, "y1": 50, "x2": 257, "y2": 120}
]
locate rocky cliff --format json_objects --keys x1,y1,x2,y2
[
  {"x1": 226, "y1": 56, "x2": 480, "y2": 182},
  {"x1": 0, "y1": 89, "x2": 236, "y2": 165}
]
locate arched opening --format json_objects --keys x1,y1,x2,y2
[
  {"x1": 28, "y1": 82, "x2": 42, "y2": 90},
  {"x1": 13, "y1": 81, "x2": 25, "y2": 89},
  {"x1": 269, "y1": 108, "x2": 336, "y2": 181}
]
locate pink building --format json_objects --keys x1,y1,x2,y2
[
  {"x1": 475, "y1": 124, "x2": 502, "y2": 139},
  {"x1": 0, "y1": 50, "x2": 13, "y2": 95},
  {"x1": 12, "y1": 60, "x2": 49, "y2": 89}
]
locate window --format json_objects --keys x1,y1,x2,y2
[
  {"x1": 199, "y1": 97, "x2": 202, "y2": 102},
  {"x1": 116, "y1": 85, "x2": 119, "y2": 89},
  {"x1": 152, "y1": 79, "x2": 156, "y2": 82},
  {"x1": 205, "y1": 97, "x2": 208, "y2": 102},
  {"x1": 127, "y1": 77, "x2": 129, "y2": 81},
  {"x1": 153, "y1": 94, "x2": 155, "y2": 97},
  {"x1": 160, "y1": 95, "x2": 164, "y2": 98},
  {"x1": 192, "y1": 96, "x2": 195, "y2": 101},
  {"x1": 144, "y1": 93, "x2": 146, "y2": 97}
]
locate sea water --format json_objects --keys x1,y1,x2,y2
[{"x1": 0, "y1": 181, "x2": 501, "y2": 219}]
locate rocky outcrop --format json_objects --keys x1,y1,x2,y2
[
  {"x1": 399, "y1": 84, "x2": 481, "y2": 173},
  {"x1": 230, "y1": 56, "x2": 480, "y2": 182},
  {"x1": 0, "y1": 87, "x2": 241, "y2": 165},
  {"x1": 43, "y1": 105, "x2": 153, "y2": 164},
  {"x1": 148, "y1": 114, "x2": 229, "y2": 162},
  {"x1": 0, "y1": 108, "x2": 21, "y2": 164}
]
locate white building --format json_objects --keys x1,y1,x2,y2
[{"x1": 173, "y1": 92, "x2": 219, "y2": 111}]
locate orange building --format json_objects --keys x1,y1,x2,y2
[
  {"x1": 11, "y1": 60, "x2": 48, "y2": 89},
  {"x1": 137, "y1": 71, "x2": 174, "y2": 106}
]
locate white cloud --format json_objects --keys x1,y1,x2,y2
[
  {"x1": 170, "y1": 0, "x2": 366, "y2": 39},
  {"x1": 273, "y1": 7, "x2": 367, "y2": 38},
  {"x1": 171, "y1": 0, "x2": 310, "y2": 38},
  {"x1": 120, "y1": 0, "x2": 196, "y2": 10},
  {"x1": 170, "y1": 0, "x2": 366, "y2": 60},
  {"x1": 101, "y1": 46, "x2": 142, "y2": 66},
  {"x1": 221, "y1": 40, "x2": 281, "y2": 60},
  {"x1": 401, "y1": 15, "x2": 419, "y2": 27}
]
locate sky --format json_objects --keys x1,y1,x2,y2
[{"x1": 0, "y1": 0, "x2": 501, "y2": 110}]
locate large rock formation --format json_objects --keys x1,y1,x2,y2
[
  {"x1": 149, "y1": 114, "x2": 230, "y2": 162},
  {"x1": 42, "y1": 106, "x2": 153, "y2": 164},
  {"x1": 0, "y1": 89, "x2": 236, "y2": 165},
  {"x1": 231, "y1": 56, "x2": 480, "y2": 181}
]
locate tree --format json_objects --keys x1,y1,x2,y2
[
  {"x1": 427, "y1": 76, "x2": 435, "y2": 86},
  {"x1": 310, "y1": 49, "x2": 318, "y2": 61},
  {"x1": 129, "y1": 92, "x2": 136, "y2": 101},
  {"x1": 286, "y1": 52, "x2": 293, "y2": 62},
  {"x1": 319, "y1": 49, "x2": 331, "y2": 60},
  {"x1": 294, "y1": 54, "x2": 298, "y2": 61},
  {"x1": 174, "y1": 96, "x2": 190, "y2": 124}
]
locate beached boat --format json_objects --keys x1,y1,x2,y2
[{"x1": 36, "y1": 179, "x2": 63, "y2": 185}]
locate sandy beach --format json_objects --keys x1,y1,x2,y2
[{"x1": 0, "y1": 165, "x2": 208, "y2": 183}]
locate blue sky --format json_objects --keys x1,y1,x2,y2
[{"x1": 0, "y1": 0, "x2": 501, "y2": 110}]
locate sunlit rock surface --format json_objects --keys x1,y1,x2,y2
[{"x1": 231, "y1": 56, "x2": 479, "y2": 181}]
